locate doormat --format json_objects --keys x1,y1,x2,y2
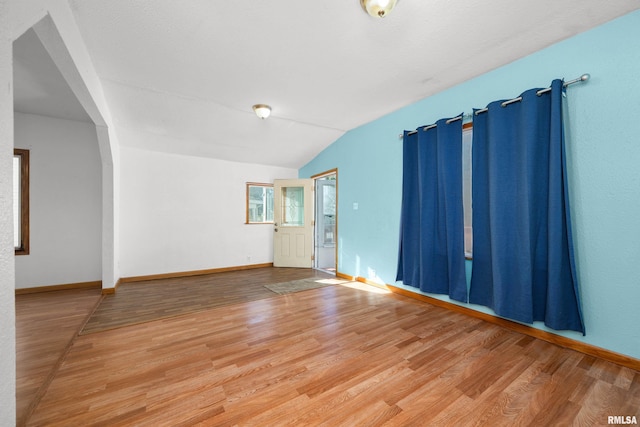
[{"x1": 264, "y1": 277, "x2": 353, "y2": 295}]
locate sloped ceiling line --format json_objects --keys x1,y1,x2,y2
[{"x1": 15, "y1": 1, "x2": 640, "y2": 168}]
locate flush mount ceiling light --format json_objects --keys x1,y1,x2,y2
[
  {"x1": 252, "y1": 104, "x2": 272, "y2": 119},
  {"x1": 360, "y1": 0, "x2": 398, "y2": 18}
]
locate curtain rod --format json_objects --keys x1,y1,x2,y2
[
  {"x1": 405, "y1": 114, "x2": 469, "y2": 136},
  {"x1": 474, "y1": 73, "x2": 590, "y2": 115},
  {"x1": 400, "y1": 73, "x2": 590, "y2": 138}
]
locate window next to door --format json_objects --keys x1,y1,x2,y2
[
  {"x1": 246, "y1": 182, "x2": 274, "y2": 224},
  {"x1": 14, "y1": 148, "x2": 30, "y2": 255}
]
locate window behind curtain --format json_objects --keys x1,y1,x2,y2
[{"x1": 462, "y1": 123, "x2": 473, "y2": 258}]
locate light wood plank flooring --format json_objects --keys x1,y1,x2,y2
[
  {"x1": 18, "y1": 268, "x2": 640, "y2": 426},
  {"x1": 82, "y1": 268, "x2": 334, "y2": 334},
  {"x1": 16, "y1": 288, "x2": 102, "y2": 426}
]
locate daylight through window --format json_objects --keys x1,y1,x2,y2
[
  {"x1": 14, "y1": 148, "x2": 30, "y2": 255},
  {"x1": 246, "y1": 183, "x2": 274, "y2": 224},
  {"x1": 462, "y1": 123, "x2": 473, "y2": 258}
]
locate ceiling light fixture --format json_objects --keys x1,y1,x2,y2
[
  {"x1": 360, "y1": 0, "x2": 398, "y2": 18},
  {"x1": 252, "y1": 104, "x2": 272, "y2": 119}
]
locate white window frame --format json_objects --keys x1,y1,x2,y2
[{"x1": 246, "y1": 182, "x2": 274, "y2": 224}]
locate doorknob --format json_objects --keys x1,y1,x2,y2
[{"x1": 274, "y1": 229, "x2": 278, "y2": 232}]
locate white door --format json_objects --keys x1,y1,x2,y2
[{"x1": 273, "y1": 179, "x2": 314, "y2": 268}]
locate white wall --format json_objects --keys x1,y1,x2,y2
[
  {"x1": 14, "y1": 113, "x2": 102, "y2": 288},
  {"x1": 8, "y1": 2, "x2": 121, "y2": 293},
  {"x1": 2, "y1": 1, "x2": 119, "y2": 421},
  {"x1": 120, "y1": 146, "x2": 297, "y2": 278},
  {"x1": 0, "y1": 0, "x2": 16, "y2": 422}
]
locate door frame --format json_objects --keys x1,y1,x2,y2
[{"x1": 311, "y1": 168, "x2": 338, "y2": 274}]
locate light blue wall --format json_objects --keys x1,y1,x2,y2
[{"x1": 300, "y1": 10, "x2": 640, "y2": 360}]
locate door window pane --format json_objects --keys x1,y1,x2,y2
[
  {"x1": 281, "y1": 186, "x2": 304, "y2": 226},
  {"x1": 322, "y1": 184, "x2": 335, "y2": 244}
]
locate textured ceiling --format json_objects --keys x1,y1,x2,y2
[{"x1": 13, "y1": 1, "x2": 640, "y2": 168}]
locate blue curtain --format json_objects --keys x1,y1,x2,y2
[
  {"x1": 396, "y1": 116, "x2": 467, "y2": 302},
  {"x1": 469, "y1": 79, "x2": 585, "y2": 334}
]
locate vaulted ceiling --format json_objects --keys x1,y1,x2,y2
[{"x1": 13, "y1": 1, "x2": 640, "y2": 168}]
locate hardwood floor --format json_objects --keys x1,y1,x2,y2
[
  {"x1": 15, "y1": 288, "x2": 102, "y2": 426},
  {"x1": 17, "y1": 268, "x2": 640, "y2": 426},
  {"x1": 82, "y1": 268, "x2": 334, "y2": 334}
]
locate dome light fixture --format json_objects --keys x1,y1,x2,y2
[
  {"x1": 360, "y1": 0, "x2": 398, "y2": 18},
  {"x1": 252, "y1": 104, "x2": 272, "y2": 120}
]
